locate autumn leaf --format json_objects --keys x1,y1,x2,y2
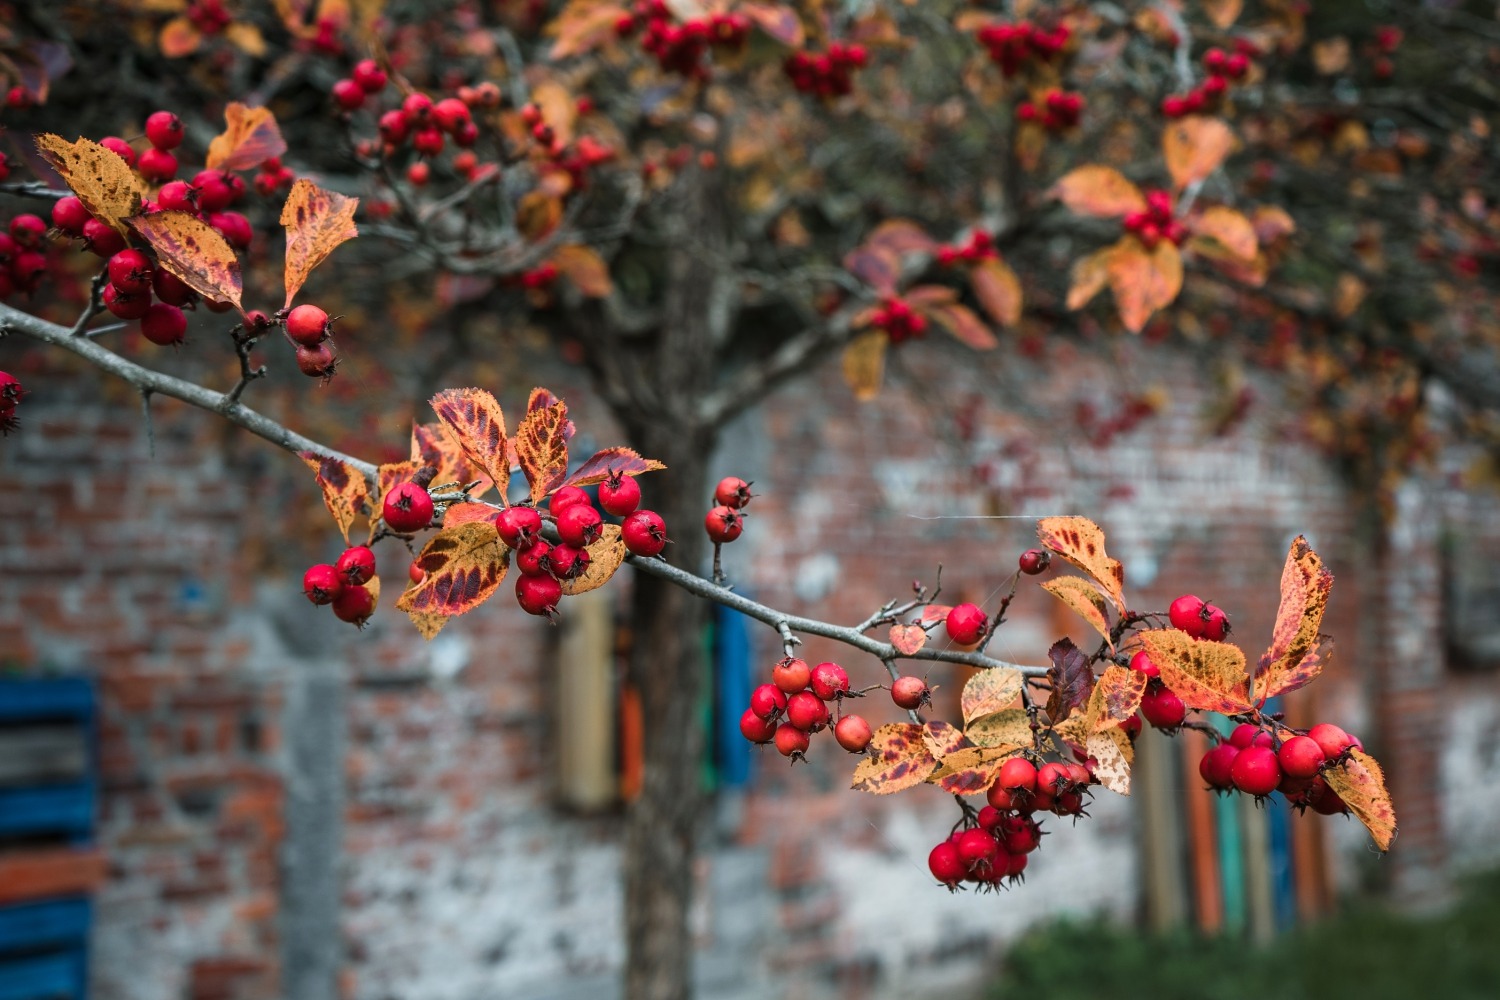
[
  {"x1": 739, "y1": 2, "x2": 805, "y2": 46},
  {"x1": 378, "y1": 460, "x2": 422, "y2": 501},
  {"x1": 35, "y1": 134, "x2": 146, "y2": 237},
  {"x1": 1323, "y1": 749, "x2": 1397, "y2": 852},
  {"x1": 128, "y1": 211, "x2": 243, "y2": 310},
  {"x1": 429, "y1": 388, "x2": 511, "y2": 499},
  {"x1": 865, "y1": 218, "x2": 939, "y2": 256},
  {"x1": 1106, "y1": 237, "x2": 1183, "y2": 334},
  {"x1": 966, "y1": 708, "x2": 1033, "y2": 750},
  {"x1": 442, "y1": 503, "x2": 503, "y2": 528},
  {"x1": 961, "y1": 669, "x2": 1024, "y2": 725},
  {"x1": 1036, "y1": 516, "x2": 1126, "y2": 612},
  {"x1": 1085, "y1": 727, "x2": 1133, "y2": 795},
  {"x1": 1201, "y1": 0, "x2": 1243, "y2": 29},
  {"x1": 411, "y1": 421, "x2": 493, "y2": 496},
  {"x1": 408, "y1": 611, "x2": 451, "y2": 640},
  {"x1": 1137, "y1": 629, "x2": 1253, "y2": 715},
  {"x1": 1050, "y1": 165, "x2": 1147, "y2": 218},
  {"x1": 842, "y1": 331, "x2": 888, "y2": 401},
  {"x1": 927, "y1": 747, "x2": 1018, "y2": 795},
  {"x1": 531, "y1": 81, "x2": 579, "y2": 147},
  {"x1": 1042, "y1": 576, "x2": 1114, "y2": 650},
  {"x1": 1255, "y1": 535, "x2": 1334, "y2": 701},
  {"x1": 299, "y1": 451, "x2": 370, "y2": 543},
  {"x1": 1067, "y1": 245, "x2": 1114, "y2": 310},
  {"x1": 850, "y1": 723, "x2": 939, "y2": 794},
  {"x1": 559, "y1": 524, "x2": 627, "y2": 595},
  {"x1": 517, "y1": 191, "x2": 563, "y2": 241},
  {"x1": 159, "y1": 17, "x2": 202, "y2": 58},
  {"x1": 1190, "y1": 206, "x2": 1258, "y2": 261},
  {"x1": 549, "y1": 245, "x2": 612, "y2": 297},
  {"x1": 843, "y1": 245, "x2": 901, "y2": 294},
  {"x1": 920, "y1": 299, "x2": 998, "y2": 350},
  {"x1": 889, "y1": 624, "x2": 927, "y2": 656},
  {"x1": 205, "y1": 103, "x2": 287, "y2": 172},
  {"x1": 563, "y1": 447, "x2": 666, "y2": 488},
  {"x1": 547, "y1": 0, "x2": 631, "y2": 59},
  {"x1": 1045, "y1": 638, "x2": 1094, "y2": 726},
  {"x1": 971, "y1": 257, "x2": 1023, "y2": 327},
  {"x1": 281, "y1": 179, "x2": 358, "y2": 309},
  {"x1": 1163, "y1": 116, "x2": 1236, "y2": 190},
  {"x1": 1086, "y1": 666, "x2": 1147, "y2": 732},
  {"x1": 922, "y1": 720, "x2": 971, "y2": 759},
  {"x1": 516, "y1": 396, "x2": 571, "y2": 501},
  {"x1": 396, "y1": 522, "x2": 508, "y2": 616}
]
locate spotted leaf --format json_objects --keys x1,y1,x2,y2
[
  {"x1": 1137, "y1": 629, "x2": 1253, "y2": 715},
  {"x1": 395, "y1": 522, "x2": 508, "y2": 617},
  {"x1": 1323, "y1": 749, "x2": 1397, "y2": 852},
  {"x1": 1037, "y1": 516, "x2": 1126, "y2": 612},
  {"x1": 429, "y1": 389, "x2": 510, "y2": 501},
  {"x1": 281, "y1": 179, "x2": 359, "y2": 309},
  {"x1": 298, "y1": 451, "x2": 370, "y2": 543},
  {"x1": 850, "y1": 723, "x2": 939, "y2": 794},
  {"x1": 128, "y1": 211, "x2": 243, "y2": 310}
]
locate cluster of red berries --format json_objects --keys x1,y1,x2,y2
[
  {"x1": 0, "y1": 214, "x2": 51, "y2": 299},
  {"x1": 517, "y1": 102, "x2": 618, "y2": 188},
  {"x1": 1123, "y1": 189, "x2": 1187, "y2": 249},
  {"x1": 615, "y1": 1, "x2": 750, "y2": 80},
  {"x1": 303, "y1": 545, "x2": 379, "y2": 627},
  {"x1": 0, "y1": 371, "x2": 26, "y2": 435},
  {"x1": 936, "y1": 230, "x2": 999, "y2": 268},
  {"x1": 1197, "y1": 721, "x2": 1358, "y2": 815},
  {"x1": 929, "y1": 756, "x2": 1094, "y2": 890},
  {"x1": 1370, "y1": 25, "x2": 1402, "y2": 80},
  {"x1": 870, "y1": 297, "x2": 928, "y2": 344},
  {"x1": 783, "y1": 43, "x2": 869, "y2": 98},
  {"x1": 738, "y1": 656, "x2": 873, "y2": 760},
  {"x1": 1161, "y1": 44, "x2": 1253, "y2": 118},
  {"x1": 97, "y1": 248, "x2": 198, "y2": 346},
  {"x1": 519, "y1": 263, "x2": 559, "y2": 290},
  {"x1": 704, "y1": 476, "x2": 751, "y2": 545},
  {"x1": 185, "y1": 0, "x2": 232, "y2": 36},
  {"x1": 1018, "y1": 90, "x2": 1084, "y2": 132},
  {"x1": 343, "y1": 66, "x2": 502, "y2": 187},
  {"x1": 1124, "y1": 595, "x2": 1234, "y2": 734},
  {"x1": 282, "y1": 304, "x2": 340, "y2": 380},
  {"x1": 974, "y1": 21, "x2": 1071, "y2": 77},
  {"x1": 6, "y1": 84, "x2": 43, "y2": 111},
  {"x1": 253, "y1": 157, "x2": 296, "y2": 198}
]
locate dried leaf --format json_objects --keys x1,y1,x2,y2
[
  {"x1": 559, "y1": 524, "x2": 627, "y2": 595},
  {"x1": 408, "y1": 610, "x2": 451, "y2": 640},
  {"x1": 531, "y1": 81, "x2": 579, "y2": 147},
  {"x1": 1037, "y1": 516, "x2": 1126, "y2": 612},
  {"x1": 34, "y1": 134, "x2": 146, "y2": 237},
  {"x1": 550, "y1": 244, "x2": 612, "y2": 297},
  {"x1": 927, "y1": 747, "x2": 1018, "y2": 795},
  {"x1": 395, "y1": 522, "x2": 508, "y2": 616},
  {"x1": 563, "y1": 447, "x2": 666, "y2": 488},
  {"x1": 842, "y1": 332, "x2": 887, "y2": 401},
  {"x1": 128, "y1": 211, "x2": 243, "y2": 309},
  {"x1": 971, "y1": 257, "x2": 1023, "y2": 327},
  {"x1": 1041, "y1": 576, "x2": 1115, "y2": 650},
  {"x1": 1201, "y1": 0, "x2": 1243, "y2": 29},
  {"x1": 1086, "y1": 666, "x2": 1147, "y2": 733},
  {"x1": 429, "y1": 388, "x2": 511, "y2": 500},
  {"x1": 159, "y1": 17, "x2": 203, "y2": 58},
  {"x1": 889, "y1": 624, "x2": 927, "y2": 656},
  {"x1": 411, "y1": 421, "x2": 492, "y2": 497},
  {"x1": 1323, "y1": 749, "x2": 1397, "y2": 851},
  {"x1": 922, "y1": 720, "x2": 971, "y2": 759},
  {"x1": 225, "y1": 21, "x2": 268, "y2": 56},
  {"x1": 442, "y1": 503, "x2": 503, "y2": 528},
  {"x1": 1255, "y1": 535, "x2": 1334, "y2": 701},
  {"x1": 1137, "y1": 629, "x2": 1253, "y2": 715},
  {"x1": 739, "y1": 2, "x2": 804, "y2": 46},
  {"x1": 850, "y1": 723, "x2": 938, "y2": 794},
  {"x1": 966, "y1": 708, "x2": 1032, "y2": 750},
  {"x1": 1050, "y1": 165, "x2": 1147, "y2": 218},
  {"x1": 378, "y1": 459, "x2": 422, "y2": 501},
  {"x1": 1312, "y1": 36, "x2": 1350, "y2": 76},
  {"x1": 843, "y1": 245, "x2": 901, "y2": 294},
  {"x1": 1191, "y1": 206, "x2": 1258, "y2": 260},
  {"x1": 920, "y1": 300, "x2": 998, "y2": 350},
  {"x1": 919, "y1": 605, "x2": 953, "y2": 625},
  {"x1": 1045, "y1": 638, "x2": 1094, "y2": 726},
  {"x1": 281, "y1": 179, "x2": 359, "y2": 309},
  {"x1": 516, "y1": 397, "x2": 571, "y2": 501},
  {"x1": 1067, "y1": 245, "x2": 1114, "y2": 310},
  {"x1": 1163, "y1": 116, "x2": 1236, "y2": 190},
  {"x1": 546, "y1": 0, "x2": 631, "y2": 60},
  {"x1": 1253, "y1": 205, "x2": 1297, "y2": 243},
  {"x1": 865, "y1": 218, "x2": 939, "y2": 256},
  {"x1": 1085, "y1": 727, "x2": 1133, "y2": 795},
  {"x1": 206, "y1": 103, "x2": 287, "y2": 172},
  {"x1": 299, "y1": 451, "x2": 370, "y2": 543},
  {"x1": 1106, "y1": 237, "x2": 1183, "y2": 333},
  {"x1": 961, "y1": 669, "x2": 1024, "y2": 725}
]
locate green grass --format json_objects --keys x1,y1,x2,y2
[{"x1": 990, "y1": 869, "x2": 1500, "y2": 1000}]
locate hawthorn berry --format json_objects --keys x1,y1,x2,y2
[
  {"x1": 497, "y1": 506, "x2": 543, "y2": 549},
  {"x1": 1308, "y1": 723, "x2": 1354, "y2": 760},
  {"x1": 1018, "y1": 548, "x2": 1051, "y2": 575},
  {"x1": 1308, "y1": 779, "x2": 1348, "y2": 816},
  {"x1": 137, "y1": 147, "x2": 179, "y2": 183},
  {"x1": 516, "y1": 539, "x2": 552, "y2": 576},
  {"x1": 99, "y1": 136, "x2": 136, "y2": 167},
  {"x1": 714, "y1": 476, "x2": 753, "y2": 508},
  {"x1": 352, "y1": 59, "x2": 388, "y2": 93},
  {"x1": 1005, "y1": 852, "x2": 1029, "y2": 880},
  {"x1": 621, "y1": 510, "x2": 668, "y2": 556},
  {"x1": 1229, "y1": 723, "x2": 1273, "y2": 749},
  {"x1": 140, "y1": 303, "x2": 188, "y2": 346},
  {"x1": 157, "y1": 180, "x2": 196, "y2": 213},
  {"x1": 192, "y1": 171, "x2": 234, "y2": 212},
  {"x1": 549, "y1": 486, "x2": 591, "y2": 514},
  {"x1": 52, "y1": 197, "x2": 90, "y2": 236},
  {"x1": 999, "y1": 757, "x2": 1038, "y2": 795},
  {"x1": 9, "y1": 215, "x2": 46, "y2": 247},
  {"x1": 302, "y1": 563, "x2": 344, "y2": 605},
  {"x1": 1121, "y1": 712, "x2": 1143, "y2": 740},
  {"x1": 786, "y1": 691, "x2": 829, "y2": 732},
  {"x1": 335, "y1": 545, "x2": 376, "y2": 586},
  {"x1": 103, "y1": 284, "x2": 151, "y2": 321},
  {"x1": 295, "y1": 343, "x2": 338, "y2": 380},
  {"x1": 285, "y1": 304, "x2": 330, "y2": 346},
  {"x1": 408, "y1": 560, "x2": 425, "y2": 586},
  {"x1": 945, "y1": 602, "x2": 988, "y2": 645},
  {"x1": 144, "y1": 111, "x2": 184, "y2": 150},
  {"x1": 890, "y1": 675, "x2": 930, "y2": 710},
  {"x1": 1199, "y1": 603, "x2": 1231, "y2": 640},
  {"x1": 547, "y1": 543, "x2": 591, "y2": 580},
  {"x1": 403, "y1": 92, "x2": 434, "y2": 120},
  {"x1": 556, "y1": 503, "x2": 604, "y2": 546},
  {"x1": 1139, "y1": 685, "x2": 1186, "y2": 729},
  {"x1": 739, "y1": 708, "x2": 775, "y2": 744},
  {"x1": 383, "y1": 482, "x2": 434, "y2": 533},
  {"x1": 1128, "y1": 650, "x2": 1160, "y2": 678},
  {"x1": 834, "y1": 714, "x2": 872, "y2": 753},
  {"x1": 704, "y1": 504, "x2": 744, "y2": 543},
  {"x1": 986, "y1": 782, "x2": 1016, "y2": 811},
  {"x1": 1036, "y1": 761, "x2": 1070, "y2": 795},
  {"x1": 209, "y1": 211, "x2": 252, "y2": 250},
  {"x1": 978, "y1": 806, "x2": 1005, "y2": 831},
  {"x1": 83, "y1": 218, "x2": 126, "y2": 258},
  {"x1": 516, "y1": 572, "x2": 563, "y2": 616},
  {"x1": 598, "y1": 471, "x2": 641, "y2": 516},
  {"x1": 1168, "y1": 594, "x2": 1206, "y2": 636},
  {"x1": 809, "y1": 661, "x2": 850, "y2": 701},
  {"x1": 1278, "y1": 735, "x2": 1326, "y2": 778},
  {"x1": 108, "y1": 249, "x2": 155, "y2": 294},
  {"x1": 772, "y1": 656, "x2": 811, "y2": 694},
  {"x1": 1000, "y1": 814, "x2": 1041, "y2": 854},
  {"x1": 749, "y1": 683, "x2": 788, "y2": 720},
  {"x1": 406, "y1": 162, "x2": 430, "y2": 186},
  {"x1": 1198, "y1": 743, "x2": 1239, "y2": 790},
  {"x1": 1230, "y1": 745, "x2": 1281, "y2": 797},
  {"x1": 331, "y1": 78, "x2": 365, "y2": 111},
  {"x1": 152, "y1": 269, "x2": 197, "y2": 306},
  {"x1": 1053, "y1": 790, "x2": 1087, "y2": 817},
  {"x1": 332, "y1": 584, "x2": 375, "y2": 626},
  {"x1": 957, "y1": 828, "x2": 1000, "y2": 874},
  {"x1": 773, "y1": 722, "x2": 809, "y2": 759},
  {"x1": 928, "y1": 842, "x2": 966, "y2": 888}
]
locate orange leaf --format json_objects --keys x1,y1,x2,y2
[
  {"x1": 547, "y1": 0, "x2": 632, "y2": 59},
  {"x1": 1050, "y1": 165, "x2": 1147, "y2": 218},
  {"x1": 1042, "y1": 576, "x2": 1115, "y2": 651},
  {"x1": 35, "y1": 134, "x2": 146, "y2": 238},
  {"x1": 128, "y1": 211, "x2": 243, "y2": 310},
  {"x1": 1323, "y1": 749, "x2": 1397, "y2": 852},
  {"x1": 889, "y1": 624, "x2": 926, "y2": 656},
  {"x1": 1252, "y1": 205, "x2": 1297, "y2": 244},
  {"x1": 1086, "y1": 665, "x2": 1147, "y2": 733},
  {"x1": 1254, "y1": 535, "x2": 1334, "y2": 701},
  {"x1": 922, "y1": 720, "x2": 971, "y2": 759},
  {"x1": 378, "y1": 459, "x2": 422, "y2": 501},
  {"x1": 1107, "y1": 237, "x2": 1182, "y2": 333},
  {"x1": 395, "y1": 522, "x2": 508, "y2": 616},
  {"x1": 429, "y1": 388, "x2": 511, "y2": 500},
  {"x1": 1191, "y1": 206, "x2": 1257, "y2": 260},
  {"x1": 517, "y1": 191, "x2": 563, "y2": 241},
  {"x1": 1036, "y1": 516, "x2": 1126, "y2": 612},
  {"x1": 550, "y1": 244, "x2": 612, "y2": 297},
  {"x1": 961, "y1": 668, "x2": 1024, "y2": 725},
  {"x1": 920, "y1": 300, "x2": 998, "y2": 350},
  {"x1": 206, "y1": 103, "x2": 287, "y2": 172},
  {"x1": 927, "y1": 747, "x2": 1017, "y2": 795},
  {"x1": 739, "y1": 2, "x2": 804, "y2": 46},
  {"x1": 516, "y1": 397, "x2": 571, "y2": 501},
  {"x1": 159, "y1": 17, "x2": 203, "y2": 57},
  {"x1": 1201, "y1": 0, "x2": 1243, "y2": 29},
  {"x1": 865, "y1": 218, "x2": 939, "y2": 256},
  {"x1": 531, "y1": 81, "x2": 578, "y2": 147},
  {"x1": 850, "y1": 723, "x2": 938, "y2": 794},
  {"x1": 1136, "y1": 629, "x2": 1253, "y2": 715},
  {"x1": 1085, "y1": 727, "x2": 1133, "y2": 795},
  {"x1": 971, "y1": 257, "x2": 1022, "y2": 327},
  {"x1": 564, "y1": 447, "x2": 666, "y2": 488},
  {"x1": 1163, "y1": 116, "x2": 1236, "y2": 190},
  {"x1": 966, "y1": 708, "x2": 1032, "y2": 750},
  {"x1": 411, "y1": 421, "x2": 493, "y2": 496},
  {"x1": 299, "y1": 451, "x2": 370, "y2": 543},
  {"x1": 1066, "y1": 244, "x2": 1114, "y2": 310},
  {"x1": 842, "y1": 332, "x2": 887, "y2": 401},
  {"x1": 442, "y1": 502, "x2": 503, "y2": 528},
  {"x1": 281, "y1": 179, "x2": 358, "y2": 309},
  {"x1": 225, "y1": 22, "x2": 268, "y2": 56},
  {"x1": 559, "y1": 524, "x2": 626, "y2": 595}
]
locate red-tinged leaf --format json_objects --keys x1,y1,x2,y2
[
  {"x1": 35, "y1": 134, "x2": 146, "y2": 237},
  {"x1": 408, "y1": 610, "x2": 451, "y2": 640},
  {"x1": 1202, "y1": 0, "x2": 1243, "y2": 29},
  {"x1": 1085, "y1": 727, "x2": 1133, "y2": 795},
  {"x1": 1191, "y1": 206, "x2": 1257, "y2": 261},
  {"x1": 1255, "y1": 535, "x2": 1335, "y2": 701},
  {"x1": 127, "y1": 211, "x2": 243, "y2": 309},
  {"x1": 395, "y1": 522, "x2": 508, "y2": 616},
  {"x1": 411, "y1": 421, "x2": 493, "y2": 495},
  {"x1": 281, "y1": 179, "x2": 358, "y2": 309},
  {"x1": 429, "y1": 388, "x2": 511, "y2": 501},
  {"x1": 516, "y1": 397, "x2": 571, "y2": 501},
  {"x1": 1045, "y1": 638, "x2": 1094, "y2": 725},
  {"x1": 961, "y1": 669, "x2": 1024, "y2": 725},
  {"x1": 889, "y1": 624, "x2": 927, "y2": 656},
  {"x1": 442, "y1": 503, "x2": 503, "y2": 528},
  {"x1": 378, "y1": 460, "x2": 421, "y2": 501},
  {"x1": 1107, "y1": 237, "x2": 1182, "y2": 334},
  {"x1": 1252, "y1": 205, "x2": 1297, "y2": 244},
  {"x1": 966, "y1": 708, "x2": 1033, "y2": 750},
  {"x1": 904, "y1": 284, "x2": 957, "y2": 308},
  {"x1": 739, "y1": 2, "x2": 804, "y2": 46},
  {"x1": 1323, "y1": 749, "x2": 1397, "y2": 852},
  {"x1": 922, "y1": 720, "x2": 971, "y2": 759},
  {"x1": 843, "y1": 245, "x2": 901, "y2": 294},
  {"x1": 920, "y1": 604, "x2": 953, "y2": 625},
  {"x1": 850, "y1": 723, "x2": 938, "y2": 794},
  {"x1": 1163, "y1": 116, "x2": 1236, "y2": 190},
  {"x1": 159, "y1": 17, "x2": 203, "y2": 57},
  {"x1": 1087, "y1": 665, "x2": 1147, "y2": 732},
  {"x1": 205, "y1": 103, "x2": 287, "y2": 172},
  {"x1": 865, "y1": 218, "x2": 939, "y2": 256},
  {"x1": 1188, "y1": 237, "x2": 1270, "y2": 288},
  {"x1": 563, "y1": 447, "x2": 666, "y2": 488},
  {"x1": 1137, "y1": 629, "x2": 1254, "y2": 715},
  {"x1": 927, "y1": 747, "x2": 1017, "y2": 795},
  {"x1": 921, "y1": 301, "x2": 999, "y2": 350},
  {"x1": 559, "y1": 524, "x2": 626, "y2": 595},
  {"x1": 1041, "y1": 576, "x2": 1115, "y2": 650},
  {"x1": 971, "y1": 257, "x2": 1023, "y2": 327},
  {"x1": 546, "y1": 0, "x2": 632, "y2": 60},
  {"x1": 1050, "y1": 165, "x2": 1147, "y2": 218},
  {"x1": 549, "y1": 245, "x2": 612, "y2": 297},
  {"x1": 299, "y1": 451, "x2": 371, "y2": 543},
  {"x1": 1037, "y1": 516, "x2": 1126, "y2": 612},
  {"x1": 842, "y1": 332, "x2": 887, "y2": 401}
]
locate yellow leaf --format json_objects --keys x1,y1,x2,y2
[
  {"x1": 971, "y1": 256, "x2": 1023, "y2": 327},
  {"x1": 225, "y1": 22, "x2": 268, "y2": 56},
  {"x1": 1086, "y1": 665, "x2": 1147, "y2": 733},
  {"x1": 1163, "y1": 116, "x2": 1236, "y2": 190},
  {"x1": 1323, "y1": 749, "x2": 1397, "y2": 852},
  {"x1": 1312, "y1": 36, "x2": 1350, "y2": 75},
  {"x1": 1042, "y1": 576, "x2": 1115, "y2": 650},
  {"x1": 1191, "y1": 206, "x2": 1258, "y2": 260},
  {"x1": 961, "y1": 669, "x2": 1024, "y2": 725},
  {"x1": 850, "y1": 723, "x2": 938, "y2": 794},
  {"x1": 1085, "y1": 727, "x2": 1133, "y2": 795},
  {"x1": 1050, "y1": 165, "x2": 1147, "y2": 218},
  {"x1": 408, "y1": 610, "x2": 451, "y2": 640},
  {"x1": 1067, "y1": 245, "x2": 1114, "y2": 310},
  {"x1": 281, "y1": 179, "x2": 359, "y2": 309},
  {"x1": 34, "y1": 134, "x2": 147, "y2": 238},
  {"x1": 966, "y1": 708, "x2": 1033, "y2": 749},
  {"x1": 842, "y1": 332, "x2": 887, "y2": 401},
  {"x1": 1254, "y1": 535, "x2": 1333, "y2": 701},
  {"x1": 1106, "y1": 237, "x2": 1182, "y2": 333},
  {"x1": 1201, "y1": 0, "x2": 1243, "y2": 29},
  {"x1": 546, "y1": 0, "x2": 631, "y2": 60},
  {"x1": 1036, "y1": 516, "x2": 1126, "y2": 612},
  {"x1": 516, "y1": 191, "x2": 563, "y2": 241},
  {"x1": 1137, "y1": 629, "x2": 1253, "y2": 715},
  {"x1": 206, "y1": 103, "x2": 286, "y2": 172},
  {"x1": 396, "y1": 523, "x2": 508, "y2": 616},
  {"x1": 531, "y1": 80, "x2": 578, "y2": 147},
  {"x1": 559, "y1": 524, "x2": 627, "y2": 595},
  {"x1": 927, "y1": 747, "x2": 1019, "y2": 795},
  {"x1": 128, "y1": 211, "x2": 243, "y2": 310},
  {"x1": 550, "y1": 245, "x2": 612, "y2": 297}
]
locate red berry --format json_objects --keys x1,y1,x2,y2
[
  {"x1": 152, "y1": 269, "x2": 197, "y2": 306},
  {"x1": 1036, "y1": 761, "x2": 1069, "y2": 795},
  {"x1": 1128, "y1": 650, "x2": 1160, "y2": 678},
  {"x1": 137, "y1": 147, "x2": 179, "y2": 183},
  {"x1": 713, "y1": 476, "x2": 753, "y2": 508},
  {"x1": 956, "y1": 828, "x2": 999, "y2": 873},
  {"x1": 1139, "y1": 685, "x2": 1186, "y2": 729},
  {"x1": 9, "y1": 215, "x2": 46, "y2": 247},
  {"x1": 295, "y1": 342, "x2": 338, "y2": 381},
  {"x1": 144, "y1": 111, "x2": 185, "y2": 150},
  {"x1": 1230, "y1": 745, "x2": 1281, "y2": 797},
  {"x1": 335, "y1": 545, "x2": 376, "y2": 586},
  {"x1": 1308, "y1": 778, "x2": 1348, "y2": 815},
  {"x1": 193, "y1": 173, "x2": 234, "y2": 212},
  {"x1": 1199, "y1": 603, "x2": 1231, "y2": 641},
  {"x1": 928, "y1": 842, "x2": 966, "y2": 887},
  {"x1": 140, "y1": 303, "x2": 188, "y2": 346},
  {"x1": 433, "y1": 98, "x2": 471, "y2": 133},
  {"x1": 157, "y1": 180, "x2": 196, "y2": 213},
  {"x1": 516, "y1": 540, "x2": 552, "y2": 576},
  {"x1": 83, "y1": 219, "x2": 127, "y2": 258},
  {"x1": 704, "y1": 504, "x2": 744, "y2": 543},
  {"x1": 999, "y1": 757, "x2": 1037, "y2": 795},
  {"x1": 1168, "y1": 594, "x2": 1207, "y2": 636},
  {"x1": 945, "y1": 602, "x2": 988, "y2": 645},
  {"x1": 749, "y1": 683, "x2": 787, "y2": 720},
  {"x1": 516, "y1": 572, "x2": 563, "y2": 616},
  {"x1": 549, "y1": 486, "x2": 591, "y2": 514},
  {"x1": 406, "y1": 162, "x2": 430, "y2": 186},
  {"x1": 52, "y1": 197, "x2": 91, "y2": 236},
  {"x1": 1018, "y1": 548, "x2": 1051, "y2": 575},
  {"x1": 383, "y1": 482, "x2": 434, "y2": 533},
  {"x1": 809, "y1": 661, "x2": 850, "y2": 701},
  {"x1": 774, "y1": 722, "x2": 809, "y2": 758},
  {"x1": 1308, "y1": 723, "x2": 1353, "y2": 760},
  {"x1": 1001, "y1": 814, "x2": 1040, "y2": 854},
  {"x1": 739, "y1": 708, "x2": 775, "y2": 744},
  {"x1": 353, "y1": 59, "x2": 388, "y2": 93},
  {"x1": 409, "y1": 560, "x2": 425, "y2": 585},
  {"x1": 978, "y1": 806, "x2": 1004, "y2": 831},
  {"x1": 103, "y1": 284, "x2": 151, "y2": 321},
  {"x1": 547, "y1": 543, "x2": 591, "y2": 580},
  {"x1": 497, "y1": 506, "x2": 543, "y2": 549},
  {"x1": 108, "y1": 249, "x2": 155, "y2": 294},
  {"x1": 1121, "y1": 713, "x2": 1142, "y2": 740},
  {"x1": 1005, "y1": 852, "x2": 1028, "y2": 879},
  {"x1": 598, "y1": 472, "x2": 641, "y2": 516},
  {"x1": 556, "y1": 503, "x2": 604, "y2": 546},
  {"x1": 1198, "y1": 743, "x2": 1239, "y2": 790},
  {"x1": 622, "y1": 509, "x2": 668, "y2": 556},
  {"x1": 403, "y1": 92, "x2": 434, "y2": 119},
  {"x1": 890, "y1": 675, "x2": 929, "y2": 710},
  {"x1": 302, "y1": 563, "x2": 343, "y2": 605},
  {"x1": 1278, "y1": 735, "x2": 1326, "y2": 778},
  {"x1": 834, "y1": 714, "x2": 872, "y2": 753},
  {"x1": 772, "y1": 657, "x2": 811, "y2": 694},
  {"x1": 99, "y1": 137, "x2": 136, "y2": 167},
  {"x1": 786, "y1": 691, "x2": 829, "y2": 732},
  {"x1": 986, "y1": 782, "x2": 1015, "y2": 811},
  {"x1": 208, "y1": 211, "x2": 252, "y2": 250},
  {"x1": 332, "y1": 583, "x2": 375, "y2": 626},
  {"x1": 332, "y1": 78, "x2": 365, "y2": 111},
  {"x1": 285, "y1": 304, "x2": 330, "y2": 346}
]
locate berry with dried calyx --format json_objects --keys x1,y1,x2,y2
[
  {"x1": 547, "y1": 543, "x2": 591, "y2": 580},
  {"x1": 1230, "y1": 745, "x2": 1281, "y2": 797},
  {"x1": 704, "y1": 504, "x2": 744, "y2": 543},
  {"x1": 295, "y1": 342, "x2": 338, "y2": 381},
  {"x1": 1018, "y1": 548, "x2": 1051, "y2": 575},
  {"x1": 497, "y1": 506, "x2": 543, "y2": 549},
  {"x1": 809, "y1": 661, "x2": 850, "y2": 701},
  {"x1": 786, "y1": 691, "x2": 829, "y2": 732},
  {"x1": 556, "y1": 503, "x2": 603, "y2": 546},
  {"x1": 332, "y1": 583, "x2": 375, "y2": 626},
  {"x1": 144, "y1": 110, "x2": 184, "y2": 150},
  {"x1": 621, "y1": 509, "x2": 668, "y2": 556},
  {"x1": 302, "y1": 564, "x2": 343, "y2": 605},
  {"x1": 516, "y1": 540, "x2": 552, "y2": 576},
  {"x1": 714, "y1": 476, "x2": 753, "y2": 508},
  {"x1": 516, "y1": 572, "x2": 562, "y2": 616},
  {"x1": 1198, "y1": 743, "x2": 1239, "y2": 791},
  {"x1": 140, "y1": 303, "x2": 188, "y2": 346},
  {"x1": 1139, "y1": 685, "x2": 1186, "y2": 729},
  {"x1": 739, "y1": 708, "x2": 775, "y2": 744},
  {"x1": 749, "y1": 683, "x2": 787, "y2": 720},
  {"x1": 285, "y1": 304, "x2": 331, "y2": 347},
  {"x1": 1278, "y1": 735, "x2": 1326, "y2": 778},
  {"x1": 890, "y1": 675, "x2": 930, "y2": 710},
  {"x1": 335, "y1": 545, "x2": 376, "y2": 586},
  {"x1": 772, "y1": 656, "x2": 811, "y2": 694},
  {"x1": 774, "y1": 722, "x2": 809, "y2": 759},
  {"x1": 382, "y1": 482, "x2": 434, "y2": 533},
  {"x1": 598, "y1": 470, "x2": 641, "y2": 516}
]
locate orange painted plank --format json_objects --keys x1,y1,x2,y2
[
  {"x1": 1181, "y1": 730, "x2": 1223, "y2": 933},
  {"x1": 0, "y1": 846, "x2": 107, "y2": 904}
]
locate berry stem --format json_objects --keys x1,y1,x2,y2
[{"x1": 69, "y1": 267, "x2": 109, "y2": 338}]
